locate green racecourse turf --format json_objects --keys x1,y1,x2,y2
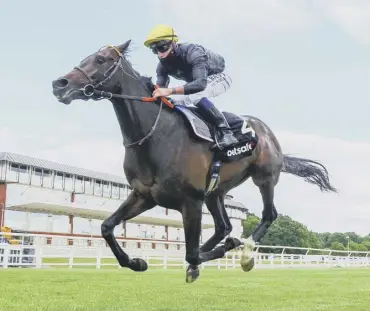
[{"x1": 1, "y1": 267, "x2": 370, "y2": 311}]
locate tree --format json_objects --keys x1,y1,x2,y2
[
  {"x1": 317, "y1": 232, "x2": 332, "y2": 248},
  {"x1": 345, "y1": 232, "x2": 363, "y2": 244},
  {"x1": 241, "y1": 213, "x2": 370, "y2": 255},
  {"x1": 349, "y1": 241, "x2": 360, "y2": 251},
  {"x1": 330, "y1": 241, "x2": 345, "y2": 250},
  {"x1": 361, "y1": 240, "x2": 370, "y2": 251},
  {"x1": 357, "y1": 243, "x2": 368, "y2": 252},
  {"x1": 258, "y1": 215, "x2": 321, "y2": 254},
  {"x1": 326, "y1": 232, "x2": 349, "y2": 248},
  {"x1": 306, "y1": 232, "x2": 325, "y2": 250}
]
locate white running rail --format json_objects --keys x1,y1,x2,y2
[{"x1": 1, "y1": 232, "x2": 369, "y2": 269}]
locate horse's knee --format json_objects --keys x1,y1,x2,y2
[
  {"x1": 101, "y1": 220, "x2": 113, "y2": 239},
  {"x1": 226, "y1": 224, "x2": 233, "y2": 236},
  {"x1": 216, "y1": 223, "x2": 232, "y2": 239},
  {"x1": 272, "y1": 210, "x2": 278, "y2": 221},
  {"x1": 273, "y1": 205, "x2": 278, "y2": 218},
  {"x1": 186, "y1": 251, "x2": 201, "y2": 266},
  {"x1": 262, "y1": 205, "x2": 278, "y2": 222}
]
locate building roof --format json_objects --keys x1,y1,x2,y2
[
  {"x1": 0, "y1": 152, "x2": 129, "y2": 186},
  {"x1": 224, "y1": 199, "x2": 247, "y2": 211}
]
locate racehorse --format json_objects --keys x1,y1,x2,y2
[{"x1": 51, "y1": 40, "x2": 337, "y2": 283}]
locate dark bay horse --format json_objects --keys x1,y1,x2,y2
[{"x1": 51, "y1": 40, "x2": 337, "y2": 282}]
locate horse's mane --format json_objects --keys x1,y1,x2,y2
[
  {"x1": 140, "y1": 76, "x2": 155, "y2": 94},
  {"x1": 120, "y1": 43, "x2": 156, "y2": 95}
]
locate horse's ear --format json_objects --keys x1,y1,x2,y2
[{"x1": 118, "y1": 40, "x2": 131, "y2": 53}]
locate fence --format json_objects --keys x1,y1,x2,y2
[{"x1": 1, "y1": 232, "x2": 369, "y2": 270}]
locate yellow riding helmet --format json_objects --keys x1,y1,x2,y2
[{"x1": 144, "y1": 24, "x2": 179, "y2": 47}]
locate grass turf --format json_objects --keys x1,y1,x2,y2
[{"x1": 1, "y1": 267, "x2": 369, "y2": 311}]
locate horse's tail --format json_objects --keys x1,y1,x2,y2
[{"x1": 281, "y1": 155, "x2": 337, "y2": 193}]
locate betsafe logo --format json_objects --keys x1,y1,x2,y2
[
  {"x1": 226, "y1": 142, "x2": 253, "y2": 157},
  {"x1": 226, "y1": 119, "x2": 255, "y2": 157}
]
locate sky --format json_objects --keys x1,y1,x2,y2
[{"x1": 1, "y1": 0, "x2": 370, "y2": 235}]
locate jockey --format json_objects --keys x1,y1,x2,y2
[{"x1": 144, "y1": 24, "x2": 238, "y2": 150}]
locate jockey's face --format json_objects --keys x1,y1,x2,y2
[{"x1": 150, "y1": 41, "x2": 173, "y2": 59}]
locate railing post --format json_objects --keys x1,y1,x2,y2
[
  {"x1": 96, "y1": 248, "x2": 102, "y2": 269},
  {"x1": 163, "y1": 250, "x2": 167, "y2": 269},
  {"x1": 281, "y1": 248, "x2": 286, "y2": 267},
  {"x1": 68, "y1": 248, "x2": 74, "y2": 269},
  {"x1": 35, "y1": 246, "x2": 42, "y2": 269},
  {"x1": 3, "y1": 245, "x2": 9, "y2": 269}
]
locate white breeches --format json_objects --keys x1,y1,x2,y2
[{"x1": 175, "y1": 71, "x2": 232, "y2": 106}]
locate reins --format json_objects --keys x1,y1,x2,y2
[{"x1": 82, "y1": 84, "x2": 174, "y2": 108}]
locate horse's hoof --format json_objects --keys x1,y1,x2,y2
[
  {"x1": 240, "y1": 256, "x2": 255, "y2": 272},
  {"x1": 129, "y1": 258, "x2": 148, "y2": 272},
  {"x1": 240, "y1": 237, "x2": 256, "y2": 272},
  {"x1": 186, "y1": 265, "x2": 200, "y2": 283}
]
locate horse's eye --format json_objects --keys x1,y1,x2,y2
[{"x1": 96, "y1": 56, "x2": 105, "y2": 64}]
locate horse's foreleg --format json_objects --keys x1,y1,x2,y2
[
  {"x1": 241, "y1": 176, "x2": 278, "y2": 272},
  {"x1": 101, "y1": 190, "x2": 156, "y2": 271},
  {"x1": 181, "y1": 198, "x2": 203, "y2": 283}
]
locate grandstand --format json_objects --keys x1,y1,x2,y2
[{"x1": 0, "y1": 152, "x2": 249, "y2": 246}]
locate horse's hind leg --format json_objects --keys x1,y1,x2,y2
[
  {"x1": 202, "y1": 193, "x2": 242, "y2": 253},
  {"x1": 101, "y1": 190, "x2": 156, "y2": 271},
  {"x1": 181, "y1": 193, "x2": 242, "y2": 273},
  {"x1": 183, "y1": 193, "x2": 243, "y2": 280},
  {"x1": 241, "y1": 166, "x2": 279, "y2": 272}
]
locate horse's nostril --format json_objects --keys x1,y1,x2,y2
[{"x1": 53, "y1": 78, "x2": 69, "y2": 89}]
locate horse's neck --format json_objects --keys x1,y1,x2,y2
[{"x1": 110, "y1": 78, "x2": 160, "y2": 146}]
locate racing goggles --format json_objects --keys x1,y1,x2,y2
[{"x1": 150, "y1": 41, "x2": 172, "y2": 54}]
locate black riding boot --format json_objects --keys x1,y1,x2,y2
[{"x1": 196, "y1": 98, "x2": 238, "y2": 150}]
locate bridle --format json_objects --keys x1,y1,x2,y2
[
  {"x1": 74, "y1": 46, "x2": 155, "y2": 102},
  {"x1": 73, "y1": 45, "x2": 174, "y2": 147}
]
